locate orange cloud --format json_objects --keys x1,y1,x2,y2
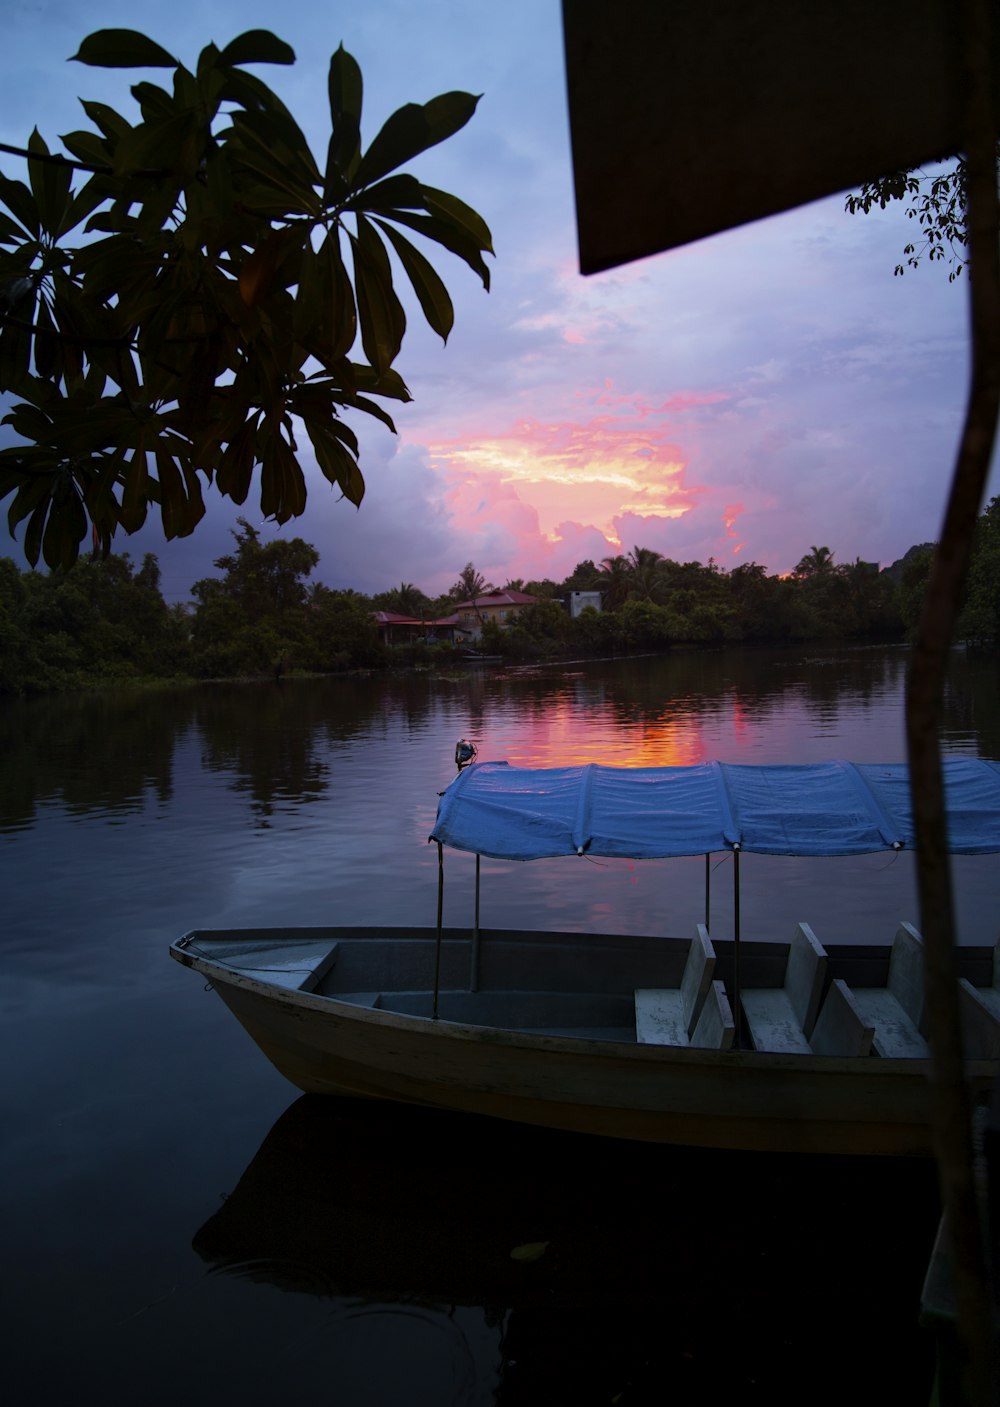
[
  {"x1": 425, "y1": 409, "x2": 704, "y2": 549},
  {"x1": 723, "y1": 502, "x2": 745, "y2": 556}
]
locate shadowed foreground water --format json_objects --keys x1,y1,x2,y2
[{"x1": 2, "y1": 644, "x2": 998, "y2": 1404}]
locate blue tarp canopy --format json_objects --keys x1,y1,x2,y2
[{"x1": 430, "y1": 758, "x2": 1000, "y2": 860}]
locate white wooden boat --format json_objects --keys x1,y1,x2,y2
[
  {"x1": 170, "y1": 922, "x2": 1000, "y2": 1157},
  {"x1": 170, "y1": 759, "x2": 1000, "y2": 1157}
]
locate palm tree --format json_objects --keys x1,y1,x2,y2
[
  {"x1": 597, "y1": 554, "x2": 632, "y2": 610},
  {"x1": 384, "y1": 582, "x2": 426, "y2": 617},
  {"x1": 626, "y1": 545, "x2": 667, "y2": 601},
  {"x1": 794, "y1": 545, "x2": 836, "y2": 578},
  {"x1": 451, "y1": 561, "x2": 496, "y2": 630},
  {"x1": 452, "y1": 562, "x2": 494, "y2": 601}
]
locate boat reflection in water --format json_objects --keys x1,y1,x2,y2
[{"x1": 193, "y1": 1095, "x2": 939, "y2": 1404}]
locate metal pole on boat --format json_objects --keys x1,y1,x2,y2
[
  {"x1": 733, "y1": 845, "x2": 742, "y2": 1046},
  {"x1": 469, "y1": 853, "x2": 481, "y2": 992},
  {"x1": 433, "y1": 841, "x2": 444, "y2": 1020},
  {"x1": 704, "y1": 853, "x2": 711, "y2": 929}
]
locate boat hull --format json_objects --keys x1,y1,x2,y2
[{"x1": 171, "y1": 927, "x2": 998, "y2": 1157}]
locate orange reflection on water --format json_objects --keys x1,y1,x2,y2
[
  {"x1": 495, "y1": 693, "x2": 706, "y2": 770},
  {"x1": 730, "y1": 693, "x2": 751, "y2": 748}
]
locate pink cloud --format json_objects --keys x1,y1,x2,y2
[
  {"x1": 408, "y1": 389, "x2": 766, "y2": 585},
  {"x1": 723, "y1": 502, "x2": 746, "y2": 557},
  {"x1": 426, "y1": 409, "x2": 701, "y2": 548},
  {"x1": 579, "y1": 386, "x2": 729, "y2": 414}
]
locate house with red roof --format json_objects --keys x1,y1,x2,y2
[
  {"x1": 451, "y1": 589, "x2": 541, "y2": 639},
  {"x1": 372, "y1": 611, "x2": 470, "y2": 647}
]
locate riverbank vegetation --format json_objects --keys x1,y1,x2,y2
[{"x1": 3, "y1": 499, "x2": 998, "y2": 694}]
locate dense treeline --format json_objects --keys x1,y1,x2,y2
[{"x1": 2, "y1": 501, "x2": 999, "y2": 694}]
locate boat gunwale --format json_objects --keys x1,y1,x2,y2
[{"x1": 169, "y1": 929, "x2": 999, "y2": 1081}]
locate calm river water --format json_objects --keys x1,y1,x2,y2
[{"x1": 3, "y1": 643, "x2": 998, "y2": 1405}]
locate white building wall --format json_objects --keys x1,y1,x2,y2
[{"x1": 568, "y1": 591, "x2": 603, "y2": 617}]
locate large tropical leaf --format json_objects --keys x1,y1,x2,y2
[
  {"x1": 0, "y1": 210, "x2": 29, "y2": 245},
  {"x1": 0, "y1": 305, "x2": 35, "y2": 391},
  {"x1": 71, "y1": 30, "x2": 178, "y2": 69},
  {"x1": 325, "y1": 46, "x2": 363, "y2": 195},
  {"x1": 321, "y1": 232, "x2": 358, "y2": 360},
  {"x1": 376, "y1": 206, "x2": 491, "y2": 290},
  {"x1": 26, "y1": 130, "x2": 72, "y2": 238},
  {"x1": 239, "y1": 226, "x2": 299, "y2": 308},
  {"x1": 354, "y1": 92, "x2": 480, "y2": 189},
  {"x1": 58, "y1": 176, "x2": 111, "y2": 239},
  {"x1": 129, "y1": 82, "x2": 176, "y2": 122},
  {"x1": 226, "y1": 113, "x2": 321, "y2": 215},
  {"x1": 345, "y1": 173, "x2": 425, "y2": 216},
  {"x1": 59, "y1": 129, "x2": 112, "y2": 168},
  {"x1": 31, "y1": 296, "x2": 59, "y2": 380},
  {"x1": 422, "y1": 186, "x2": 494, "y2": 254},
  {"x1": 306, "y1": 419, "x2": 365, "y2": 506},
  {"x1": 216, "y1": 416, "x2": 260, "y2": 504},
  {"x1": 78, "y1": 100, "x2": 134, "y2": 146},
  {"x1": 154, "y1": 451, "x2": 190, "y2": 538},
  {"x1": 0, "y1": 174, "x2": 40, "y2": 239},
  {"x1": 228, "y1": 106, "x2": 320, "y2": 184},
  {"x1": 374, "y1": 219, "x2": 454, "y2": 342},
  {"x1": 350, "y1": 216, "x2": 407, "y2": 375},
  {"x1": 112, "y1": 110, "x2": 204, "y2": 180},
  {"x1": 215, "y1": 31, "x2": 295, "y2": 68}
]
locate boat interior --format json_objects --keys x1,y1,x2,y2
[{"x1": 179, "y1": 925, "x2": 1000, "y2": 1059}]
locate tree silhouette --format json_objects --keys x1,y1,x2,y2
[
  {"x1": 626, "y1": 544, "x2": 667, "y2": 601},
  {"x1": 794, "y1": 545, "x2": 836, "y2": 578},
  {"x1": 845, "y1": 151, "x2": 999, "y2": 281},
  {"x1": 596, "y1": 554, "x2": 631, "y2": 609},
  {"x1": 452, "y1": 562, "x2": 493, "y2": 600},
  {"x1": 0, "y1": 28, "x2": 492, "y2": 569},
  {"x1": 380, "y1": 581, "x2": 427, "y2": 617}
]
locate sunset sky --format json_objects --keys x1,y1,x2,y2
[{"x1": 2, "y1": 0, "x2": 993, "y2": 602}]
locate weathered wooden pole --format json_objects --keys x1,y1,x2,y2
[{"x1": 907, "y1": 3, "x2": 1000, "y2": 1400}]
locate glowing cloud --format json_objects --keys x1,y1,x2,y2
[
  {"x1": 424, "y1": 394, "x2": 721, "y2": 556},
  {"x1": 723, "y1": 502, "x2": 746, "y2": 557}
]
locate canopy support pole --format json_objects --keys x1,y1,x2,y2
[
  {"x1": 733, "y1": 847, "x2": 742, "y2": 1047},
  {"x1": 433, "y1": 841, "x2": 444, "y2": 1020},
  {"x1": 470, "y1": 853, "x2": 481, "y2": 991},
  {"x1": 704, "y1": 853, "x2": 711, "y2": 929}
]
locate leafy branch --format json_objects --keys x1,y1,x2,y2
[
  {"x1": 845, "y1": 152, "x2": 998, "y2": 281},
  {"x1": 0, "y1": 27, "x2": 493, "y2": 569}
]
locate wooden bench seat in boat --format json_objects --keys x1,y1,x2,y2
[
  {"x1": 967, "y1": 939, "x2": 1000, "y2": 1019},
  {"x1": 690, "y1": 980, "x2": 736, "y2": 1050},
  {"x1": 850, "y1": 923, "x2": 928, "y2": 1058},
  {"x1": 954, "y1": 940, "x2": 1000, "y2": 1058},
  {"x1": 809, "y1": 978, "x2": 875, "y2": 1057},
  {"x1": 231, "y1": 939, "x2": 340, "y2": 992},
  {"x1": 635, "y1": 924, "x2": 726, "y2": 1047},
  {"x1": 957, "y1": 980, "x2": 1000, "y2": 1059},
  {"x1": 741, "y1": 923, "x2": 827, "y2": 1054}
]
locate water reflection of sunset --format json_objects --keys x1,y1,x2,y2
[
  {"x1": 730, "y1": 694, "x2": 751, "y2": 748},
  {"x1": 485, "y1": 692, "x2": 706, "y2": 769}
]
